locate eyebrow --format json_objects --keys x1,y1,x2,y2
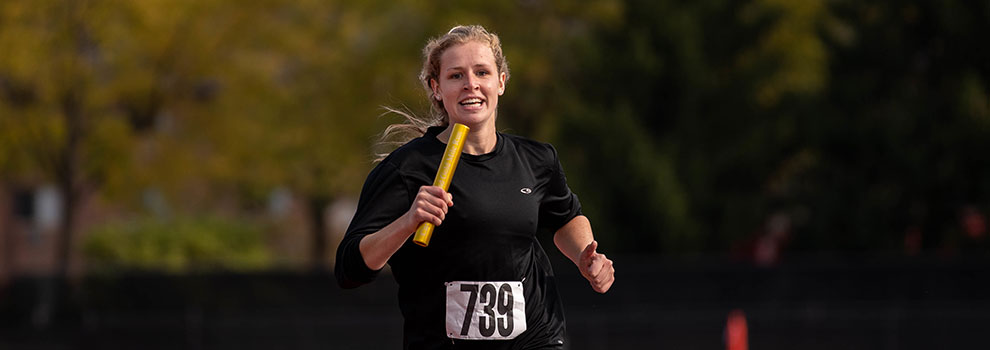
[{"x1": 444, "y1": 63, "x2": 494, "y2": 72}]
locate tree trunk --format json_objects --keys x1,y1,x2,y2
[
  {"x1": 308, "y1": 196, "x2": 330, "y2": 271},
  {"x1": 34, "y1": 90, "x2": 84, "y2": 329},
  {"x1": 55, "y1": 88, "x2": 82, "y2": 281}
]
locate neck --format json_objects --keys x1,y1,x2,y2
[{"x1": 437, "y1": 122, "x2": 497, "y2": 155}]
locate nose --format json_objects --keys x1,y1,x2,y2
[{"x1": 463, "y1": 74, "x2": 480, "y2": 90}]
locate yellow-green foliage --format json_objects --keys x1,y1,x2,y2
[{"x1": 83, "y1": 217, "x2": 271, "y2": 273}]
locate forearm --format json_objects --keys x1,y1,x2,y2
[
  {"x1": 553, "y1": 215, "x2": 594, "y2": 266},
  {"x1": 555, "y1": 215, "x2": 615, "y2": 293},
  {"x1": 359, "y1": 213, "x2": 418, "y2": 270},
  {"x1": 357, "y1": 185, "x2": 453, "y2": 271}
]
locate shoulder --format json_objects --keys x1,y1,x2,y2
[
  {"x1": 370, "y1": 131, "x2": 445, "y2": 191},
  {"x1": 379, "y1": 132, "x2": 440, "y2": 170},
  {"x1": 500, "y1": 132, "x2": 560, "y2": 168},
  {"x1": 359, "y1": 138, "x2": 431, "y2": 198}
]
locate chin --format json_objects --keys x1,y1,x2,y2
[{"x1": 450, "y1": 113, "x2": 493, "y2": 127}]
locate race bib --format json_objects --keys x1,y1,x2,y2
[{"x1": 445, "y1": 281, "x2": 526, "y2": 340}]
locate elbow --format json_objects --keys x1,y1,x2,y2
[
  {"x1": 334, "y1": 262, "x2": 368, "y2": 289},
  {"x1": 333, "y1": 247, "x2": 378, "y2": 289}
]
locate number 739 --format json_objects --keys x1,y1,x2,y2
[{"x1": 445, "y1": 281, "x2": 526, "y2": 340}]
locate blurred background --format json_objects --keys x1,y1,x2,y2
[{"x1": 1, "y1": 0, "x2": 989, "y2": 348}]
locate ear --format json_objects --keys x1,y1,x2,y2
[
  {"x1": 430, "y1": 78, "x2": 441, "y2": 100},
  {"x1": 498, "y1": 72, "x2": 507, "y2": 95}
]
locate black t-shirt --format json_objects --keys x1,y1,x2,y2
[{"x1": 336, "y1": 126, "x2": 582, "y2": 349}]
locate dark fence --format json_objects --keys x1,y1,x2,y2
[{"x1": 2, "y1": 255, "x2": 989, "y2": 349}]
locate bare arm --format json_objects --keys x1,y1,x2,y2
[
  {"x1": 553, "y1": 215, "x2": 615, "y2": 293},
  {"x1": 359, "y1": 186, "x2": 452, "y2": 270}
]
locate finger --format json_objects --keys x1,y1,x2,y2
[
  {"x1": 413, "y1": 208, "x2": 441, "y2": 226},
  {"x1": 595, "y1": 274, "x2": 615, "y2": 293},
  {"x1": 416, "y1": 205, "x2": 444, "y2": 226},
  {"x1": 599, "y1": 254, "x2": 610, "y2": 271},
  {"x1": 421, "y1": 187, "x2": 453, "y2": 209},
  {"x1": 593, "y1": 262, "x2": 614, "y2": 286},
  {"x1": 423, "y1": 194, "x2": 449, "y2": 214},
  {"x1": 431, "y1": 197, "x2": 449, "y2": 219},
  {"x1": 590, "y1": 274, "x2": 608, "y2": 293},
  {"x1": 591, "y1": 260, "x2": 607, "y2": 284},
  {"x1": 421, "y1": 186, "x2": 447, "y2": 198},
  {"x1": 590, "y1": 257, "x2": 614, "y2": 293},
  {"x1": 414, "y1": 194, "x2": 448, "y2": 223},
  {"x1": 428, "y1": 187, "x2": 452, "y2": 207},
  {"x1": 418, "y1": 186, "x2": 446, "y2": 198},
  {"x1": 586, "y1": 255, "x2": 604, "y2": 278},
  {"x1": 594, "y1": 259, "x2": 613, "y2": 285},
  {"x1": 589, "y1": 255, "x2": 613, "y2": 280}
]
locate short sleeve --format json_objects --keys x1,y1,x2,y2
[
  {"x1": 335, "y1": 161, "x2": 411, "y2": 289},
  {"x1": 538, "y1": 145, "x2": 583, "y2": 232}
]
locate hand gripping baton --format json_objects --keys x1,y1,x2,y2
[{"x1": 412, "y1": 123, "x2": 470, "y2": 247}]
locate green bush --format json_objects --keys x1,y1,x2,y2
[{"x1": 83, "y1": 216, "x2": 271, "y2": 273}]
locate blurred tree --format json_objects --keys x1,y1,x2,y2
[{"x1": 83, "y1": 216, "x2": 270, "y2": 273}]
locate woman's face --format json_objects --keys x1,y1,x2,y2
[{"x1": 431, "y1": 41, "x2": 506, "y2": 128}]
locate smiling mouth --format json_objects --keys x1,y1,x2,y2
[{"x1": 459, "y1": 98, "x2": 484, "y2": 107}]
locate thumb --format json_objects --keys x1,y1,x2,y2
[{"x1": 582, "y1": 240, "x2": 598, "y2": 260}]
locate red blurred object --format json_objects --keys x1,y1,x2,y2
[
  {"x1": 732, "y1": 212, "x2": 791, "y2": 266},
  {"x1": 904, "y1": 226, "x2": 922, "y2": 256},
  {"x1": 725, "y1": 309, "x2": 748, "y2": 350},
  {"x1": 961, "y1": 206, "x2": 986, "y2": 239}
]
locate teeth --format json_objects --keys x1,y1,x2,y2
[{"x1": 460, "y1": 98, "x2": 482, "y2": 105}]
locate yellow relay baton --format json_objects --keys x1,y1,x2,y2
[{"x1": 412, "y1": 123, "x2": 470, "y2": 247}]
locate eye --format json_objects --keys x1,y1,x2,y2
[
  {"x1": 477, "y1": 70, "x2": 489, "y2": 77},
  {"x1": 450, "y1": 73, "x2": 463, "y2": 79}
]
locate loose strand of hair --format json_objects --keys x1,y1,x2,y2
[{"x1": 373, "y1": 105, "x2": 443, "y2": 162}]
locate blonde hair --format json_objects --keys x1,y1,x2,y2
[{"x1": 376, "y1": 25, "x2": 510, "y2": 160}]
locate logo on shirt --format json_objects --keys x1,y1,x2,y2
[{"x1": 520, "y1": 188, "x2": 532, "y2": 194}]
